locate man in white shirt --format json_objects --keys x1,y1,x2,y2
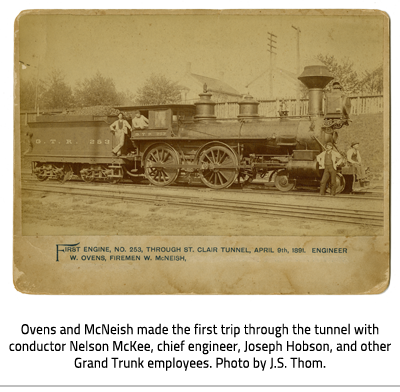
[
  {"x1": 347, "y1": 142, "x2": 366, "y2": 181},
  {"x1": 316, "y1": 142, "x2": 343, "y2": 196},
  {"x1": 110, "y1": 113, "x2": 132, "y2": 156},
  {"x1": 132, "y1": 110, "x2": 149, "y2": 129}
]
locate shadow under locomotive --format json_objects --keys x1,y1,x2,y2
[{"x1": 25, "y1": 65, "x2": 365, "y2": 194}]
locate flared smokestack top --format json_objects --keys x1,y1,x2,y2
[
  {"x1": 298, "y1": 65, "x2": 334, "y2": 89},
  {"x1": 298, "y1": 65, "x2": 334, "y2": 116}
]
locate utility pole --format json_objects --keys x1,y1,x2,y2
[
  {"x1": 292, "y1": 25, "x2": 301, "y2": 114},
  {"x1": 35, "y1": 56, "x2": 41, "y2": 115},
  {"x1": 267, "y1": 32, "x2": 277, "y2": 98}
]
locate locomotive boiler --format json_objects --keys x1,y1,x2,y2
[{"x1": 25, "y1": 65, "x2": 353, "y2": 193}]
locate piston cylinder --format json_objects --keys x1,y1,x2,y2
[
  {"x1": 238, "y1": 93, "x2": 259, "y2": 119},
  {"x1": 287, "y1": 160, "x2": 320, "y2": 178},
  {"x1": 194, "y1": 92, "x2": 216, "y2": 121}
]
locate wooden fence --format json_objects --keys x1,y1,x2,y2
[
  {"x1": 215, "y1": 95, "x2": 384, "y2": 119},
  {"x1": 19, "y1": 94, "x2": 383, "y2": 124}
]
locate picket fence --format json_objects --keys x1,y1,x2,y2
[{"x1": 215, "y1": 95, "x2": 384, "y2": 119}]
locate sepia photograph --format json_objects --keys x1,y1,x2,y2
[
  {"x1": 17, "y1": 11, "x2": 387, "y2": 237},
  {"x1": 14, "y1": 10, "x2": 390, "y2": 294}
]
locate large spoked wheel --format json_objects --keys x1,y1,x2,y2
[
  {"x1": 198, "y1": 145, "x2": 238, "y2": 189},
  {"x1": 274, "y1": 170, "x2": 295, "y2": 192},
  {"x1": 326, "y1": 173, "x2": 345, "y2": 195},
  {"x1": 144, "y1": 144, "x2": 181, "y2": 186}
]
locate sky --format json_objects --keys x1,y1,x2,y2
[{"x1": 17, "y1": 11, "x2": 386, "y2": 96}]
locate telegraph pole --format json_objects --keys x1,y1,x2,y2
[
  {"x1": 267, "y1": 32, "x2": 277, "y2": 97},
  {"x1": 292, "y1": 25, "x2": 301, "y2": 114},
  {"x1": 35, "y1": 56, "x2": 41, "y2": 115}
]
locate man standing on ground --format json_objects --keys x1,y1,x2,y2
[
  {"x1": 347, "y1": 142, "x2": 366, "y2": 181},
  {"x1": 317, "y1": 142, "x2": 343, "y2": 196}
]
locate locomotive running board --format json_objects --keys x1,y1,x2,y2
[
  {"x1": 147, "y1": 163, "x2": 248, "y2": 170},
  {"x1": 148, "y1": 162, "x2": 287, "y2": 170}
]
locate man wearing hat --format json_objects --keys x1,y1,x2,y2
[
  {"x1": 347, "y1": 142, "x2": 366, "y2": 181},
  {"x1": 317, "y1": 142, "x2": 343, "y2": 196}
]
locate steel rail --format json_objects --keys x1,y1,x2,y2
[
  {"x1": 20, "y1": 173, "x2": 384, "y2": 201},
  {"x1": 21, "y1": 176, "x2": 384, "y2": 214},
  {"x1": 22, "y1": 182, "x2": 384, "y2": 227},
  {"x1": 26, "y1": 179, "x2": 383, "y2": 217}
]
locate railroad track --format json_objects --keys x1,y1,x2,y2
[
  {"x1": 20, "y1": 172, "x2": 385, "y2": 201},
  {"x1": 21, "y1": 178, "x2": 385, "y2": 227}
]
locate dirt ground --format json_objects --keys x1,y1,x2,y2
[{"x1": 19, "y1": 184, "x2": 384, "y2": 237}]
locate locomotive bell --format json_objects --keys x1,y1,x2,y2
[
  {"x1": 194, "y1": 85, "x2": 217, "y2": 121},
  {"x1": 238, "y1": 93, "x2": 259, "y2": 119},
  {"x1": 298, "y1": 65, "x2": 334, "y2": 116}
]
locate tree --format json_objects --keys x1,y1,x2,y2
[
  {"x1": 135, "y1": 74, "x2": 181, "y2": 105},
  {"x1": 41, "y1": 69, "x2": 74, "y2": 109},
  {"x1": 316, "y1": 54, "x2": 360, "y2": 94},
  {"x1": 74, "y1": 71, "x2": 120, "y2": 107},
  {"x1": 20, "y1": 78, "x2": 38, "y2": 110},
  {"x1": 19, "y1": 76, "x2": 47, "y2": 111},
  {"x1": 359, "y1": 65, "x2": 383, "y2": 95},
  {"x1": 117, "y1": 89, "x2": 136, "y2": 106}
]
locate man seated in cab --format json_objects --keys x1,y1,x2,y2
[
  {"x1": 110, "y1": 113, "x2": 132, "y2": 156},
  {"x1": 132, "y1": 110, "x2": 149, "y2": 130},
  {"x1": 347, "y1": 142, "x2": 367, "y2": 182},
  {"x1": 317, "y1": 142, "x2": 343, "y2": 197}
]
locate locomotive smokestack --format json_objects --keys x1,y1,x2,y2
[{"x1": 298, "y1": 65, "x2": 334, "y2": 116}]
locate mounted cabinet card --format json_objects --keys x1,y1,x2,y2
[{"x1": 14, "y1": 10, "x2": 389, "y2": 294}]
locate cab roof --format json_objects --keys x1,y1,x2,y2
[{"x1": 114, "y1": 104, "x2": 195, "y2": 111}]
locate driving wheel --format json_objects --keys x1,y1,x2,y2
[
  {"x1": 144, "y1": 144, "x2": 180, "y2": 186},
  {"x1": 198, "y1": 145, "x2": 238, "y2": 189}
]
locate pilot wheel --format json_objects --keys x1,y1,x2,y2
[
  {"x1": 326, "y1": 173, "x2": 345, "y2": 195},
  {"x1": 274, "y1": 169, "x2": 295, "y2": 192}
]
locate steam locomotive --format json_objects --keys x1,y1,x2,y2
[{"x1": 25, "y1": 65, "x2": 357, "y2": 193}]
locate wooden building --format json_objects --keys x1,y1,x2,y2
[{"x1": 178, "y1": 63, "x2": 243, "y2": 103}]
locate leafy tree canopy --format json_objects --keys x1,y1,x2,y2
[
  {"x1": 75, "y1": 71, "x2": 120, "y2": 107},
  {"x1": 117, "y1": 89, "x2": 136, "y2": 106},
  {"x1": 135, "y1": 74, "x2": 181, "y2": 105},
  {"x1": 359, "y1": 65, "x2": 383, "y2": 95},
  {"x1": 20, "y1": 78, "x2": 38, "y2": 111},
  {"x1": 316, "y1": 54, "x2": 360, "y2": 94},
  {"x1": 41, "y1": 69, "x2": 74, "y2": 109}
]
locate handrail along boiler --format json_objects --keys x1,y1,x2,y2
[{"x1": 25, "y1": 65, "x2": 353, "y2": 192}]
